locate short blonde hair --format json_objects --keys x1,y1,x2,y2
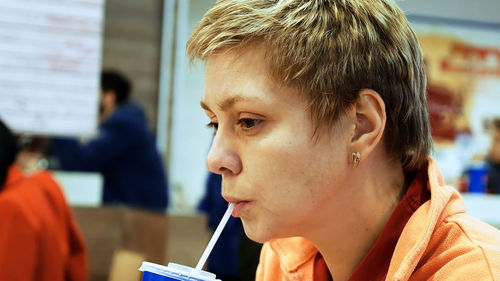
[{"x1": 187, "y1": 0, "x2": 432, "y2": 172}]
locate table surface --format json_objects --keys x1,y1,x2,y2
[{"x1": 461, "y1": 193, "x2": 500, "y2": 228}]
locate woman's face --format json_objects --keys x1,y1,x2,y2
[{"x1": 202, "y1": 46, "x2": 356, "y2": 243}]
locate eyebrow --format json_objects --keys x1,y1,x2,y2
[{"x1": 200, "y1": 95, "x2": 262, "y2": 112}]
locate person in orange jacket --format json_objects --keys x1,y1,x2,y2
[
  {"x1": 186, "y1": 0, "x2": 500, "y2": 280},
  {"x1": 0, "y1": 120, "x2": 88, "y2": 281}
]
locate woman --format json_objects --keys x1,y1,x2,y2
[{"x1": 186, "y1": 0, "x2": 500, "y2": 280}]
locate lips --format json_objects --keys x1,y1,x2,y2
[
  {"x1": 232, "y1": 201, "x2": 250, "y2": 217},
  {"x1": 223, "y1": 196, "x2": 251, "y2": 217}
]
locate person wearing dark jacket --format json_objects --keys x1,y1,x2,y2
[{"x1": 52, "y1": 71, "x2": 168, "y2": 212}]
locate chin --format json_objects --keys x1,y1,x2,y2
[{"x1": 241, "y1": 220, "x2": 279, "y2": 244}]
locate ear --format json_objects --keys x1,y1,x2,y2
[{"x1": 349, "y1": 89, "x2": 386, "y2": 166}]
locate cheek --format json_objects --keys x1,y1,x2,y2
[
  {"x1": 249, "y1": 136, "x2": 341, "y2": 200},
  {"x1": 252, "y1": 136, "x2": 311, "y2": 175}
]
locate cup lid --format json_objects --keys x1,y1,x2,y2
[{"x1": 139, "y1": 262, "x2": 220, "y2": 281}]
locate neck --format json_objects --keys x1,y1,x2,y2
[
  {"x1": 306, "y1": 151, "x2": 405, "y2": 281},
  {"x1": 100, "y1": 104, "x2": 118, "y2": 123}
]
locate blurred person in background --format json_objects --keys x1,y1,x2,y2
[
  {"x1": 487, "y1": 118, "x2": 500, "y2": 194},
  {"x1": 198, "y1": 172, "x2": 261, "y2": 281},
  {"x1": 0, "y1": 120, "x2": 87, "y2": 281},
  {"x1": 52, "y1": 70, "x2": 169, "y2": 212}
]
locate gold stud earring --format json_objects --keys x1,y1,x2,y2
[{"x1": 352, "y1": 152, "x2": 361, "y2": 168}]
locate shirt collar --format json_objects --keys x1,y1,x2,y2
[{"x1": 269, "y1": 236, "x2": 319, "y2": 273}]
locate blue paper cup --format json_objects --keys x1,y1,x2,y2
[
  {"x1": 139, "y1": 262, "x2": 221, "y2": 281},
  {"x1": 466, "y1": 163, "x2": 489, "y2": 193}
]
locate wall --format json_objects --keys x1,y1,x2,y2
[
  {"x1": 101, "y1": 0, "x2": 163, "y2": 131},
  {"x1": 167, "y1": 0, "x2": 216, "y2": 213},
  {"x1": 396, "y1": 0, "x2": 500, "y2": 24}
]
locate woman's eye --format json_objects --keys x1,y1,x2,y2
[
  {"x1": 206, "y1": 122, "x2": 218, "y2": 133},
  {"x1": 238, "y1": 118, "x2": 261, "y2": 130}
]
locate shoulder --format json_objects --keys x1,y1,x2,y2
[
  {"x1": 30, "y1": 170, "x2": 66, "y2": 197},
  {"x1": 0, "y1": 187, "x2": 26, "y2": 211},
  {"x1": 102, "y1": 103, "x2": 151, "y2": 139},
  {"x1": 2, "y1": 170, "x2": 68, "y2": 216},
  {"x1": 417, "y1": 213, "x2": 500, "y2": 280},
  {"x1": 28, "y1": 171, "x2": 70, "y2": 215},
  {"x1": 0, "y1": 181, "x2": 39, "y2": 230},
  {"x1": 444, "y1": 213, "x2": 500, "y2": 266},
  {"x1": 105, "y1": 103, "x2": 146, "y2": 127}
]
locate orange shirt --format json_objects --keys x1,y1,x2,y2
[
  {"x1": 347, "y1": 166, "x2": 430, "y2": 280},
  {"x1": 256, "y1": 158, "x2": 500, "y2": 281},
  {"x1": 0, "y1": 166, "x2": 88, "y2": 281}
]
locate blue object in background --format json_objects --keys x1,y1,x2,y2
[{"x1": 466, "y1": 163, "x2": 489, "y2": 193}]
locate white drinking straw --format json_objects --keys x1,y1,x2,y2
[{"x1": 195, "y1": 202, "x2": 235, "y2": 271}]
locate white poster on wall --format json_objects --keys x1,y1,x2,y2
[{"x1": 0, "y1": 0, "x2": 105, "y2": 137}]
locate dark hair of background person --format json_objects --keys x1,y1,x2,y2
[
  {"x1": 101, "y1": 70, "x2": 132, "y2": 105},
  {"x1": 0, "y1": 120, "x2": 19, "y2": 189}
]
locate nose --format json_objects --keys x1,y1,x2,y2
[{"x1": 206, "y1": 134, "x2": 242, "y2": 177}]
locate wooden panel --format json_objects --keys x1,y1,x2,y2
[
  {"x1": 73, "y1": 207, "x2": 122, "y2": 281},
  {"x1": 166, "y1": 215, "x2": 211, "y2": 268},
  {"x1": 121, "y1": 208, "x2": 168, "y2": 264},
  {"x1": 73, "y1": 206, "x2": 168, "y2": 281}
]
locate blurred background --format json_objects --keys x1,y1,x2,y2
[{"x1": 0, "y1": 0, "x2": 499, "y2": 281}]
